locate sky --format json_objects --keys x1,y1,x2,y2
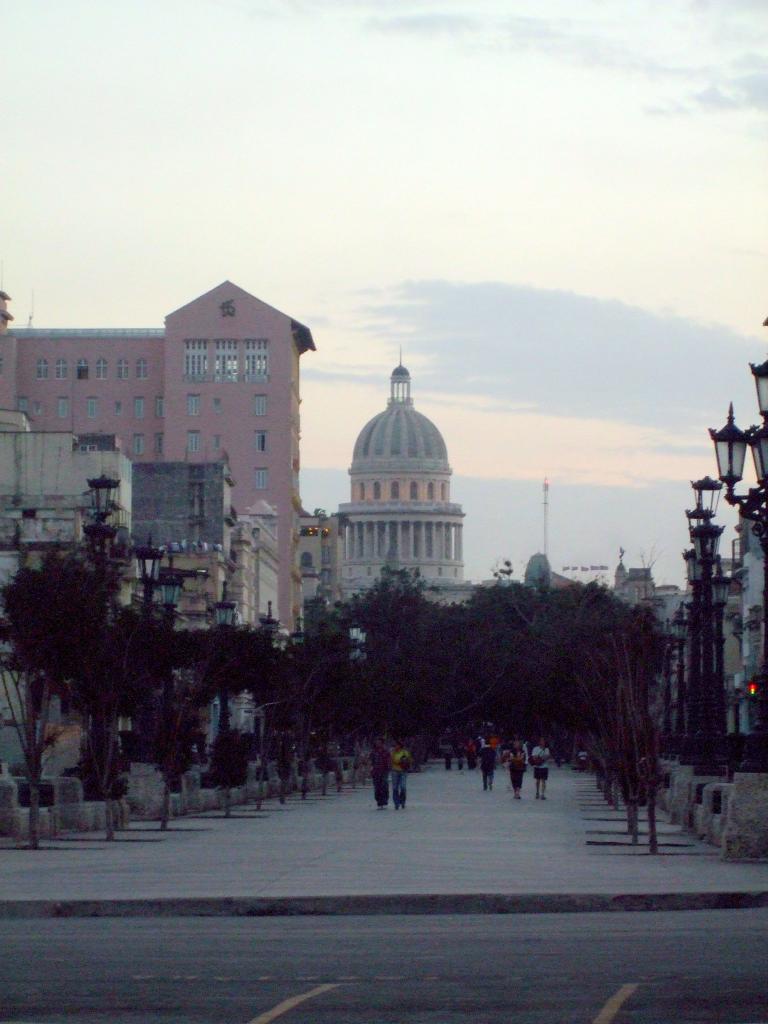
[{"x1": 3, "y1": 0, "x2": 767, "y2": 586}]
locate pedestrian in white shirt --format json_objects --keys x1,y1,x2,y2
[{"x1": 530, "y1": 738, "x2": 552, "y2": 800}]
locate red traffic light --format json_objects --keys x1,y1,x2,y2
[{"x1": 747, "y1": 680, "x2": 759, "y2": 698}]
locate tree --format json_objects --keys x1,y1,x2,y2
[
  {"x1": 0, "y1": 552, "x2": 149, "y2": 845},
  {"x1": 0, "y1": 556, "x2": 71, "y2": 850},
  {"x1": 184, "y1": 623, "x2": 277, "y2": 816}
]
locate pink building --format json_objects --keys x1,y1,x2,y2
[{"x1": 0, "y1": 282, "x2": 315, "y2": 625}]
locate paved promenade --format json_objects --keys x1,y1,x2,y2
[{"x1": 1, "y1": 765, "x2": 767, "y2": 903}]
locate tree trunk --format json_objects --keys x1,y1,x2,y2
[
  {"x1": 28, "y1": 779, "x2": 40, "y2": 851},
  {"x1": 279, "y1": 777, "x2": 286, "y2": 805},
  {"x1": 223, "y1": 787, "x2": 231, "y2": 818},
  {"x1": 160, "y1": 777, "x2": 171, "y2": 831},
  {"x1": 256, "y1": 765, "x2": 265, "y2": 811},
  {"x1": 321, "y1": 759, "x2": 328, "y2": 797},
  {"x1": 647, "y1": 786, "x2": 659, "y2": 855},
  {"x1": 105, "y1": 798, "x2": 115, "y2": 842},
  {"x1": 626, "y1": 800, "x2": 639, "y2": 844}
]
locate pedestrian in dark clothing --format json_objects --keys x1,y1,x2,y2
[
  {"x1": 466, "y1": 739, "x2": 477, "y2": 771},
  {"x1": 455, "y1": 742, "x2": 465, "y2": 771},
  {"x1": 507, "y1": 740, "x2": 527, "y2": 799},
  {"x1": 370, "y1": 737, "x2": 391, "y2": 809},
  {"x1": 479, "y1": 743, "x2": 496, "y2": 790}
]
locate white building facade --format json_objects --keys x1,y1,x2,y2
[{"x1": 339, "y1": 365, "x2": 466, "y2": 598}]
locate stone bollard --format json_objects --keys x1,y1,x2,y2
[
  {"x1": 51, "y1": 776, "x2": 85, "y2": 831},
  {"x1": 126, "y1": 763, "x2": 166, "y2": 819},
  {"x1": 722, "y1": 773, "x2": 768, "y2": 860},
  {"x1": 667, "y1": 765, "x2": 694, "y2": 825}
]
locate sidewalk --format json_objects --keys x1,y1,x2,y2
[{"x1": 1, "y1": 765, "x2": 767, "y2": 911}]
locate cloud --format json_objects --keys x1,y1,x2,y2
[
  {"x1": 367, "y1": 13, "x2": 478, "y2": 36},
  {"x1": 360, "y1": 279, "x2": 759, "y2": 433},
  {"x1": 693, "y1": 69, "x2": 768, "y2": 111}
]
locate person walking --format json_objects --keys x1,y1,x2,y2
[
  {"x1": 440, "y1": 737, "x2": 453, "y2": 770},
  {"x1": 479, "y1": 741, "x2": 496, "y2": 791},
  {"x1": 531, "y1": 737, "x2": 552, "y2": 799},
  {"x1": 508, "y1": 739, "x2": 527, "y2": 799},
  {"x1": 454, "y1": 741, "x2": 465, "y2": 771},
  {"x1": 391, "y1": 740, "x2": 412, "y2": 809},
  {"x1": 466, "y1": 738, "x2": 477, "y2": 771},
  {"x1": 370, "y1": 737, "x2": 391, "y2": 809}
]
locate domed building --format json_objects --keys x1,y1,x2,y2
[{"x1": 338, "y1": 364, "x2": 466, "y2": 597}]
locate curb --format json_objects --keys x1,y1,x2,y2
[{"x1": 1, "y1": 891, "x2": 767, "y2": 918}]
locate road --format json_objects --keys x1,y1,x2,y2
[{"x1": 2, "y1": 909, "x2": 767, "y2": 1023}]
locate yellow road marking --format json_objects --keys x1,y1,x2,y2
[
  {"x1": 593, "y1": 983, "x2": 639, "y2": 1024},
  {"x1": 247, "y1": 983, "x2": 340, "y2": 1024}
]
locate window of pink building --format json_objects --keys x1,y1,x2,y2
[
  {"x1": 391, "y1": 482, "x2": 400, "y2": 499},
  {"x1": 187, "y1": 394, "x2": 200, "y2": 416},
  {"x1": 36, "y1": 359, "x2": 48, "y2": 379},
  {"x1": 87, "y1": 397, "x2": 98, "y2": 418},
  {"x1": 76, "y1": 359, "x2": 89, "y2": 380},
  {"x1": 96, "y1": 358, "x2": 107, "y2": 379},
  {"x1": 115, "y1": 400, "x2": 122, "y2": 415},
  {"x1": 134, "y1": 397, "x2": 144, "y2": 419},
  {"x1": 255, "y1": 430, "x2": 267, "y2": 452},
  {"x1": 184, "y1": 340, "x2": 208, "y2": 379},
  {"x1": 117, "y1": 359, "x2": 128, "y2": 379},
  {"x1": 254, "y1": 394, "x2": 267, "y2": 416},
  {"x1": 55, "y1": 358, "x2": 67, "y2": 379},
  {"x1": 214, "y1": 339, "x2": 238, "y2": 382},
  {"x1": 254, "y1": 467, "x2": 268, "y2": 489},
  {"x1": 57, "y1": 397, "x2": 69, "y2": 418},
  {"x1": 136, "y1": 358, "x2": 148, "y2": 379},
  {"x1": 373, "y1": 482, "x2": 381, "y2": 499},
  {"x1": 410, "y1": 482, "x2": 418, "y2": 499},
  {"x1": 154, "y1": 433, "x2": 164, "y2": 454},
  {"x1": 133, "y1": 434, "x2": 144, "y2": 455},
  {"x1": 245, "y1": 339, "x2": 269, "y2": 379},
  {"x1": 187, "y1": 430, "x2": 200, "y2": 453},
  {"x1": 213, "y1": 435, "x2": 221, "y2": 450},
  {"x1": 427, "y1": 482, "x2": 434, "y2": 499},
  {"x1": 155, "y1": 396, "x2": 164, "y2": 417}
]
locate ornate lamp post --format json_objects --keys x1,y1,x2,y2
[
  {"x1": 134, "y1": 537, "x2": 164, "y2": 615},
  {"x1": 710, "y1": 361, "x2": 768, "y2": 772},
  {"x1": 684, "y1": 478, "x2": 726, "y2": 774},
  {"x1": 213, "y1": 582, "x2": 237, "y2": 736},
  {"x1": 83, "y1": 475, "x2": 119, "y2": 562},
  {"x1": 669, "y1": 605, "x2": 687, "y2": 757},
  {"x1": 681, "y1": 547, "x2": 702, "y2": 763}
]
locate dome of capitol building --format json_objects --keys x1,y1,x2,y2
[{"x1": 338, "y1": 363, "x2": 467, "y2": 597}]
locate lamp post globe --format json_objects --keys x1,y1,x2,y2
[{"x1": 710, "y1": 405, "x2": 748, "y2": 489}]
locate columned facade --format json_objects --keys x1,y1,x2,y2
[{"x1": 339, "y1": 365, "x2": 466, "y2": 598}]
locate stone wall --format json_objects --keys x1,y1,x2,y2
[{"x1": 0, "y1": 774, "x2": 130, "y2": 840}]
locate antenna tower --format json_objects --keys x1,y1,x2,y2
[{"x1": 543, "y1": 477, "x2": 549, "y2": 557}]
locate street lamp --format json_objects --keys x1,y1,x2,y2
[
  {"x1": 668, "y1": 605, "x2": 687, "y2": 757},
  {"x1": 159, "y1": 571, "x2": 184, "y2": 616},
  {"x1": 213, "y1": 581, "x2": 236, "y2": 735},
  {"x1": 83, "y1": 475, "x2": 119, "y2": 560},
  {"x1": 682, "y1": 480, "x2": 725, "y2": 775},
  {"x1": 134, "y1": 537, "x2": 165, "y2": 615},
  {"x1": 710, "y1": 355, "x2": 768, "y2": 772}
]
